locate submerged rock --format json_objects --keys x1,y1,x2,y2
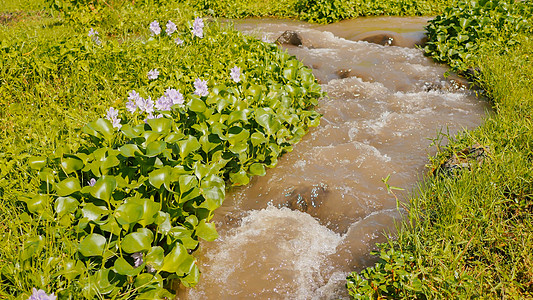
[
  {"x1": 283, "y1": 184, "x2": 328, "y2": 216},
  {"x1": 361, "y1": 33, "x2": 397, "y2": 46},
  {"x1": 276, "y1": 30, "x2": 304, "y2": 46}
]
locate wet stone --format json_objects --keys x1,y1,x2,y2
[
  {"x1": 435, "y1": 143, "x2": 490, "y2": 177},
  {"x1": 276, "y1": 30, "x2": 303, "y2": 46},
  {"x1": 361, "y1": 33, "x2": 397, "y2": 46},
  {"x1": 282, "y1": 184, "x2": 328, "y2": 216}
]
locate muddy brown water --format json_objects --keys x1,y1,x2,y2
[{"x1": 182, "y1": 17, "x2": 490, "y2": 299}]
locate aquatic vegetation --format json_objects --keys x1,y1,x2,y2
[{"x1": 0, "y1": 3, "x2": 322, "y2": 298}]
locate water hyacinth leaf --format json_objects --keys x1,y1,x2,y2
[
  {"x1": 82, "y1": 203, "x2": 108, "y2": 221},
  {"x1": 145, "y1": 246, "x2": 165, "y2": 270},
  {"x1": 179, "y1": 175, "x2": 198, "y2": 194},
  {"x1": 121, "y1": 124, "x2": 143, "y2": 138},
  {"x1": 55, "y1": 196, "x2": 79, "y2": 217},
  {"x1": 28, "y1": 156, "x2": 47, "y2": 170},
  {"x1": 62, "y1": 260, "x2": 85, "y2": 281},
  {"x1": 229, "y1": 169, "x2": 250, "y2": 186},
  {"x1": 56, "y1": 177, "x2": 81, "y2": 196},
  {"x1": 61, "y1": 157, "x2": 84, "y2": 174},
  {"x1": 176, "y1": 255, "x2": 196, "y2": 276},
  {"x1": 21, "y1": 235, "x2": 44, "y2": 261},
  {"x1": 100, "y1": 216, "x2": 122, "y2": 236},
  {"x1": 178, "y1": 136, "x2": 201, "y2": 158},
  {"x1": 251, "y1": 132, "x2": 268, "y2": 146},
  {"x1": 137, "y1": 289, "x2": 174, "y2": 300},
  {"x1": 121, "y1": 228, "x2": 153, "y2": 253},
  {"x1": 115, "y1": 202, "x2": 144, "y2": 226},
  {"x1": 100, "y1": 154, "x2": 120, "y2": 173},
  {"x1": 195, "y1": 220, "x2": 219, "y2": 241},
  {"x1": 90, "y1": 175, "x2": 117, "y2": 201},
  {"x1": 78, "y1": 233, "x2": 106, "y2": 257},
  {"x1": 145, "y1": 140, "x2": 167, "y2": 157},
  {"x1": 92, "y1": 268, "x2": 118, "y2": 295},
  {"x1": 155, "y1": 212, "x2": 172, "y2": 234},
  {"x1": 180, "y1": 263, "x2": 200, "y2": 287},
  {"x1": 114, "y1": 257, "x2": 143, "y2": 276},
  {"x1": 227, "y1": 110, "x2": 248, "y2": 125},
  {"x1": 148, "y1": 166, "x2": 172, "y2": 190},
  {"x1": 130, "y1": 197, "x2": 160, "y2": 227},
  {"x1": 134, "y1": 273, "x2": 163, "y2": 289},
  {"x1": 90, "y1": 118, "x2": 115, "y2": 141},
  {"x1": 147, "y1": 117, "x2": 172, "y2": 133},
  {"x1": 119, "y1": 144, "x2": 142, "y2": 157},
  {"x1": 189, "y1": 97, "x2": 206, "y2": 113},
  {"x1": 199, "y1": 175, "x2": 225, "y2": 210},
  {"x1": 25, "y1": 194, "x2": 49, "y2": 213},
  {"x1": 249, "y1": 163, "x2": 266, "y2": 176},
  {"x1": 38, "y1": 168, "x2": 55, "y2": 184},
  {"x1": 160, "y1": 243, "x2": 189, "y2": 273}
]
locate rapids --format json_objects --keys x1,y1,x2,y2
[{"x1": 183, "y1": 17, "x2": 490, "y2": 299}]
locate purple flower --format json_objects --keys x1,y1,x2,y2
[
  {"x1": 149, "y1": 20, "x2": 161, "y2": 36},
  {"x1": 165, "y1": 88, "x2": 184, "y2": 105},
  {"x1": 147, "y1": 69, "x2": 159, "y2": 80},
  {"x1": 175, "y1": 38, "x2": 184, "y2": 45},
  {"x1": 131, "y1": 252, "x2": 143, "y2": 268},
  {"x1": 87, "y1": 178, "x2": 96, "y2": 186},
  {"x1": 192, "y1": 17, "x2": 204, "y2": 38},
  {"x1": 144, "y1": 113, "x2": 162, "y2": 123},
  {"x1": 166, "y1": 20, "x2": 177, "y2": 36},
  {"x1": 106, "y1": 107, "x2": 119, "y2": 120},
  {"x1": 28, "y1": 288, "x2": 56, "y2": 300},
  {"x1": 155, "y1": 96, "x2": 172, "y2": 111},
  {"x1": 230, "y1": 66, "x2": 241, "y2": 83},
  {"x1": 137, "y1": 97, "x2": 154, "y2": 114},
  {"x1": 88, "y1": 28, "x2": 98, "y2": 37},
  {"x1": 194, "y1": 78, "x2": 209, "y2": 97},
  {"x1": 105, "y1": 107, "x2": 122, "y2": 130},
  {"x1": 88, "y1": 28, "x2": 101, "y2": 45},
  {"x1": 126, "y1": 90, "x2": 140, "y2": 114}
]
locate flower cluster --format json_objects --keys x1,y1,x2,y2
[
  {"x1": 150, "y1": 20, "x2": 180, "y2": 38},
  {"x1": 192, "y1": 17, "x2": 204, "y2": 38},
  {"x1": 124, "y1": 87, "x2": 186, "y2": 122},
  {"x1": 194, "y1": 78, "x2": 209, "y2": 97},
  {"x1": 147, "y1": 69, "x2": 159, "y2": 80},
  {"x1": 230, "y1": 66, "x2": 242, "y2": 83},
  {"x1": 88, "y1": 28, "x2": 101, "y2": 45},
  {"x1": 28, "y1": 288, "x2": 56, "y2": 300},
  {"x1": 105, "y1": 107, "x2": 122, "y2": 130}
]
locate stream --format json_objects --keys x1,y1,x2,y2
[{"x1": 183, "y1": 17, "x2": 490, "y2": 299}]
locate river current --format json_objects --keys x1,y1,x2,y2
[{"x1": 182, "y1": 17, "x2": 489, "y2": 299}]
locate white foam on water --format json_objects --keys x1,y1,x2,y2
[{"x1": 188, "y1": 206, "x2": 344, "y2": 299}]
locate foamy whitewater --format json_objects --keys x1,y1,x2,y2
[{"x1": 182, "y1": 17, "x2": 489, "y2": 299}]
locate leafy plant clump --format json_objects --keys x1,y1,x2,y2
[
  {"x1": 424, "y1": 0, "x2": 533, "y2": 72},
  {"x1": 1, "y1": 7, "x2": 322, "y2": 298}
]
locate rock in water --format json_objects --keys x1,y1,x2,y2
[{"x1": 276, "y1": 30, "x2": 304, "y2": 46}]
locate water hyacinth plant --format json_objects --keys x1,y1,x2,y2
[{"x1": 3, "y1": 10, "x2": 322, "y2": 298}]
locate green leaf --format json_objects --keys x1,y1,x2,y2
[
  {"x1": 130, "y1": 197, "x2": 160, "y2": 227},
  {"x1": 91, "y1": 118, "x2": 115, "y2": 141},
  {"x1": 145, "y1": 246, "x2": 165, "y2": 270},
  {"x1": 25, "y1": 194, "x2": 49, "y2": 213},
  {"x1": 121, "y1": 228, "x2": 153, "y2": 253},
  {"x1": 189, "y1": 97, "x2": 207, "y2": 113},
  {"x1": 90, "y1": 175, "x2": 117, "y2": 201},
  {"x1": 145, "y1": 140, "x2": 167, "y2": 157},
  {"x1": 21, "y1": 235, "x2": 44, "y2": 260},
  {"x1": 134, "y1": 273, "x2": 162, "y2": 289},
  {"x1": 119, "y1": 144, "x2": 142, "y2": 157},
  {"x1": 55, "y1": 196, "x2": 79, "y2": 217},
  {"x1": 195, "y1": 220, "x2": 219, "y2": 241},
  {"x1": 147, "y1": 117, "x2": 172, "y2": 133},
  {"x1": 100, "y1": 217, "x2": 122, "y2": 236},
  {"x1": 179, "y1": 175, "x2": 198, "y2": 194},
  {"x1": 149, "y1": 166, "x2": 172, "y2": 190},
  {"x1": 160, "y1": 243, "x2": 189, "y2": 273},
  {"x1": 114, "y1": 257, "x2": 143, "y2": 276},
  {"x1": 61, "y1": 157, "x2": 84, "y2": 174},
  {"x1": 100, "y1": 154, "x2": 120, "y2": 173},
  {"x1": 249, "y1": 163, "x2": 266, "y2": 176},
  {"x1": 82, "y1": 203, "x2": 108, "y2": 221},
  {"x1": 78, "y1": 233, "x2": 106, "y2": 257},
  {"x1": 28, "y1": 156, "x2": 47, "y2": 170},
  {"x1": 115, "y1": 201, "x2": 144, "y2": 226},
  {"x1": 56, "y1": 177, "x2": 81, "y2": 196},
  {"x1": 178, "y1": 136, "x2": 201, "y2": 158}
]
